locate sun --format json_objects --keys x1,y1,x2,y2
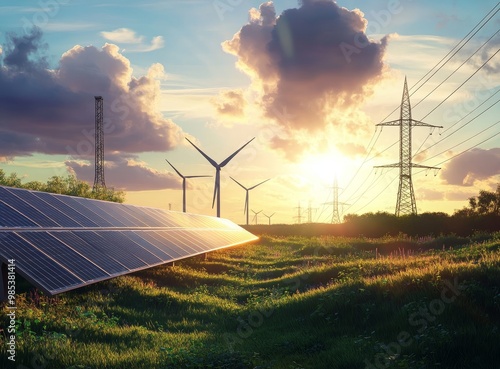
[{"x1": 297, "y1": 149, "x2": 354, "y2": 187}]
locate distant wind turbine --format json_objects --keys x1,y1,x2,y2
[
  {"x1": 251, "y1": 209, "x2": 262, "y2": 225},
  {"x1": 263, "y1": 212, "x2": 275, "y2": 225},
  {"x1": 230, "y1": 177, "x2": 270, "y2": 225},
  {"x1": 166, "y1": 159, "x2": 211, "y2": 213},
  {"x1": 185, "y1": 137, "x2": 255, "y2": 217}
]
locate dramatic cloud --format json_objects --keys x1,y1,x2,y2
[
  {"x1": 440, "y1": 148, "x2": 500, "y2": 186},
  {"x1": 66, "y1": 156, "x2": 182, "y2": 191},
  {"x1": 100, "y1": 28, "x2": 164, "y2": 52},
  {"x1": 223, "y1": 0, "x2": 389, "y2": 154},
  {"x1": 211, "y1": 89, "x2": 246, "y2": 117},
  {"x1": 0, "y1": 28, "x2": 183, "y2": 162}
]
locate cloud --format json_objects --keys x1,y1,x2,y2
[
  {"x1": 476, "y1": 38, "x2": 500, "y2": 75},
  {"x1": 211, "y1": 89, "x2": 246, "y2": 118},
  {"x1": 100, "y1": 28, "x2": 164, "y2": 52},
  {"x1": 222, "y1": 0, "x2": 389, "y2": 157},
  {"x1": 0, "y1": 28, "x2": 185, "y2": 187},
  {"x1": 101, "y1": 28, "x2": 144, "y2": 43},
  {"x1": 420, "y1": 188, "x2": 444, "y2": 201},
  {"x1": 440, "y1": 148, "x2": 500, "y2": 186},
  {"x1": 66, "y1": 156, "x2": 182, "y2": 191}
]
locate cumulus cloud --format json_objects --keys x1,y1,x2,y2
[
  {"x1": 0, "y1": 27, "x2": 185, "y2": 188},
  {"x1": 222, "y1": 0, "x2": 389, "y2": 158},
  {"x1": 100, "y1": 28, "x2": 164, "y2": 52},
  {"x1": 440, "y1": 148, "x2": 500, "y2": 186},
  {"x1": 66, "y1": 156, "x2": 182, "y2": 191},
  {"x1": 211, "y1": 89, "x2": 246, "y2": 118}
]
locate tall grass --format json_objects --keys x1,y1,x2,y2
[{"x1": 1, "y1": 234, "x2": 499, "y2": 368}]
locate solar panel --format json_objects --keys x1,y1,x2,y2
[{"x1": 0, "y1": 185, "x2": 258, "y2": 297}]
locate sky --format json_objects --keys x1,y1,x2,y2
[{"x1": 0, "y1": 0, "x2": 499, "y2": 225}]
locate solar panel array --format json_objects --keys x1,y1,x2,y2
[{"x1": 0, "y1": 186, "x2": 258, "y2": 296}]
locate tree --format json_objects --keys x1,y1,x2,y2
[
  {"x1": 0, "y1": 169, "x2": 125, "y2": 203},
  {"x1": 457, "y1": 184, "x2": 500, "y2": 216}
]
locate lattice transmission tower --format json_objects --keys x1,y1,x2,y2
[
  {"x1": 93, "y1": 96, "x2": 106, "y2": 191},
  {"x1": 324, "y1": 177, "x2": 348, "y2": 223},
  {"x1": 374, "y1": 78, "x2": 442, "y2": 216}
]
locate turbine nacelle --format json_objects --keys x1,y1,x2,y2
[{"x1": 186, "y1": 137, "x2": 255, "y2": 217}]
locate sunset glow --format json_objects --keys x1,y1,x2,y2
[{"x1": 0, "y1": 0, "x2": 498, "y2": 224}]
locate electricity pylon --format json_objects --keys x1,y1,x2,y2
[
  {"x1": 374, "y1": 77, "x2": 442, "y2": 216},
  {"x1": 323, "y1": 177, "x2": 348, "y2": 223},
  {"x1": 93, "y1": 96, "x2": 106, "y2": 191}
]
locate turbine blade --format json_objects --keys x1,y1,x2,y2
[
  {"x1": 165, "y1": 159, "x2": 184, "y2": 178},
  {"x1": 219, "y1": 137, "x2": 255, "y2": 167},
  {"x1": 244, "y1": 194, "x2": 248, "y2": 215},
  {"x1": 185, "y1": 175, "x2": 212, "y2": 179},
  {"x1": 185, "y1": 137, "x2": 218, "y2": 168},
  {"x1": 230, "y1": 176, "x2": 247, "y2": 190},
  {"x1": 249, "y1": 178, "x2": 271, "y2": 190},
  {"x1": 270, "y1": 212, "x2": 275, "y2": 217}
]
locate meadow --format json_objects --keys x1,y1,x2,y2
[{"x1": 1, "y1": 232, "x2": 500, "y2": 369}]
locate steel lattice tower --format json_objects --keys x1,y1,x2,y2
[
  {"x1": 93, "y1": 96, "x2": 106, "y2": 191},
  {"x1": 324, "y1": 177, "x2": 348, "y2": 223},
  {"x1": 331, "y1": 177, "x2": 341, "y2": 224},
  {"x1": 375, "y1": 78, "x2": 442, "y2": 216}
]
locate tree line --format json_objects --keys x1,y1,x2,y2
[
  {"x1": 245, "y1": 184, "x2": 500, "y2": 237},
  {"x1": 0, "y1": 169, "x2": 125, "y2": 203}
]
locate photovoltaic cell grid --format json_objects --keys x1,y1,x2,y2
[{"x1": 0, "y1": 186, "x2": 258, "y2": 296}]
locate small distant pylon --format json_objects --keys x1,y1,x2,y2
[
  {"x1": 324, "y1": 177, "x2": 348, "y2": 224},
  {"x1": 307, "y1": 200, "x2": 317, "y2": 223},
  {"x1": 294, "y1": 202, "x2": 302, "y2": 224},
  {"x1": 93, "y1": 96, "x2": 106, "y2": 192},
  {"x1": 374, "y1": 77, "x2": 442, "y2": 216}
]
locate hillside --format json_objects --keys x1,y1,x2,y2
[{"x1": 1, "y1": 233, "x2": 500, "y2": 369}]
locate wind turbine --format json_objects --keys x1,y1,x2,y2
[
  {"x1": 230, "y1": 177, "x2": 270, "y2": 225},
  {"x1": 263, "y1": 212, "x2": 275, "y2": 225},
  {"x1": 251, "y1": 209, "x2": 262, "y2": 225},
  {"x1": 185, "y1": 137, "x2": 255, "y2": 217},
  {"x1": 166, "y1": 159, "x2": 211, "y2": 213}
]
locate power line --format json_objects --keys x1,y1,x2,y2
[
  {"x1": 414, "y1": 96, "x2": 500, "y2": 158},
  {"x1": 412, "y1": 28, "x2": 500, "y2": 110},
  {"x1": 419, "y1": 119, "x2": 500, "y2": 165},
  {"x1": 410, "y1": 2, "x2": 500, "y2": 94},
  {"x1": 420, "y1": 48, "x2": 500, "y2": 121}
]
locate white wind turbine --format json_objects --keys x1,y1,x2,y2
[
  {"x1": 185, "y1": 137, "x2": 255, "y2": 217},
  {"x1": 251, "y1": 209, "x2": 262, "y2": 225},
  {"x1": 230, "y1": 177, "x2": 270, "y2": 225},
  {"x1": 263, "y1": 212, "x2": 275, "y2": 225},
  {"x1": 165, "y1": 159, "x2": 211, "y2": 213}
]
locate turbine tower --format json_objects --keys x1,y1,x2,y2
[
  {"x1": 263, "y1": 212, "x2": 275, "y2": 225},
  {"x1": 230, "y1": 177, "x2": 270, "y2": 225},
  {"x1": 251, "y1": 209, "x2": 262, "y2": 225},
  {"x1": 374, "y1": 77, "x2": 442, "y2": 216},
  {"x1": 186, "y1": 137, "x2": 255, "y2": 217},
  {"x1": 93, "y1": 96, "x2": 106, "y2": 191},
  {"x1": 165, "y1": 159, "x2": 211, "y2": 213}
]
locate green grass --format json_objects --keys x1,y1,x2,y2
[{"x1": 2, "y1": 233, "x2": 500, "y2": 369}]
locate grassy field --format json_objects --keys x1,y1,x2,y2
[{"x1": 1, "y1": 232, "x2": 500, "y2": 369}]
